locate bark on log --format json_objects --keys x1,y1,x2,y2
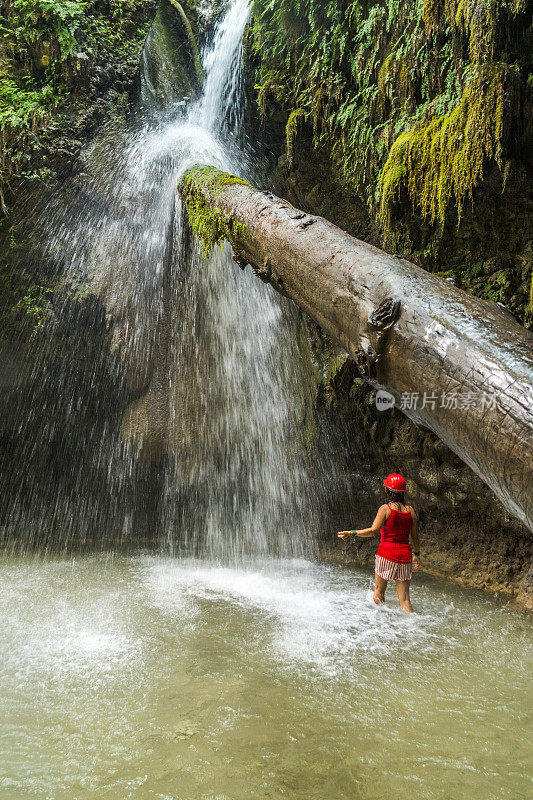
[{"x1": 179, "y1": 166, "x2": 533, "y2": 531}]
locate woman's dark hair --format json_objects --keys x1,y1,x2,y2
[{"x1": 385, "y1": 487, "x2": 406, "y2": 505}]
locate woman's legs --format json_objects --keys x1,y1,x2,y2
[
  {"x1": 396, "y1": 580, "x2": 413, "y2": 613},
  {"x1": 373, "y1": 573, "x2": 388, "y2": 604}
]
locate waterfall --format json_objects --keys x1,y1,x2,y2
[
  {"x1": 1, "y1": 0, "x2": 316, "y2": 559},
  {"x1": 154, "y1": 0, "x2": 314, "y2": 558}
]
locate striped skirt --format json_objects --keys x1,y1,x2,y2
[{"x1": 375, "y1": 555, "x2": 412, "y2": 581}]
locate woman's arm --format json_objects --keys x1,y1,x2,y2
[
  {"x1": 410, "y1": 508, "x2": 421, "y2": 569},
  {"x1": 338, "y1": 505, "x2": 388, "y2": 540}
]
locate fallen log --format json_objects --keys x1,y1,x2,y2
[{"x1": 178, "y1": 166, "x2": 533, "y2": 531}]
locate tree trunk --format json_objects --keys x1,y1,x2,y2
[{"x1": 178, "y1": 166, "x2": 533, "y2": 531}]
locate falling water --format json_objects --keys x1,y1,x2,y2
[{"x1": 1, "y1": 0, "x2": 315, "y2": 558}]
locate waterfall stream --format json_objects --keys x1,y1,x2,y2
[
  {"x1": 2, "y1": 0, "x2": 316, "y2": 557},
  {"x1": 138, "y1": 0, "x2": 314, "y2": 558}
]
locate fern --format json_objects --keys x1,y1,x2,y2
[{"x1": 251, "y1": 0, "x2": 527, "y2": 235}]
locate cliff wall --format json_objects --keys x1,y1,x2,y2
[{"x1": 243, "y1": 0, "x2": 533, "y2": 605}]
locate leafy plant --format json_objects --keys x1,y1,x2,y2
[
  {"x1": 250, "y1": 0, "x2": 529, "y2": 236},
  {"x1": 7, "y1": 0, "x2": 84, "y2": 59},
  {"x1": 13, "y1": 284, "x2": 53, "y2": 330},
  {"x1": 0, "y1": 0, "x2": 154, "y2": 201}
]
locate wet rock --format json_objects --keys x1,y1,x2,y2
[{"x1": 142, "y1": 1, "x2": 202, "y2": 108}]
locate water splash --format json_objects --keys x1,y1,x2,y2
[{"x1": 1, "y1": 553, "x2": 531, "y2": 800}]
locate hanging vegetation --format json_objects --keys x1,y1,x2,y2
[
  {"x1": 250, "y1": 0, "x2": 530, "y2": 234},
  {"x1": 378, "y1": 62, "x2": 520, "y2": 229}
]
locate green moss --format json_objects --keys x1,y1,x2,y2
[
  {"x1": 182, "y1": 165, "x2": 251, "y2": 194},
  {"x1": 377, "y1": 54, "x2": 395, "y2": 96},
  {"x1": 180, "y1": 166, "x2": 250, "y2": 257},
  {"x1": 424, "y1": 1, "x2": 528, "y2": 62},
  {"x1": 377, "y1": 134, "x2": 409, "y2": 227},
  {"x1": 455, "y1": 0, "x2": 499, "y2": 62},
  {"x1": 285, "y1": 108, "x2": 305, "y2": 165},
  {"x1": 378, "y1": 63, "x2": 518, "y2": 229},
  {"x1": 183, "y1": 198, "x2": 233, "y2": 258},
  {"x1": 377, "y1": 53, "x2": 411, "y2": 104}
]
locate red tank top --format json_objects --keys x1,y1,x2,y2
[{"x1": 376, "y1": 504, "x2": 413, "y2": 563}]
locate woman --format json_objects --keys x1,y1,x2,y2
[{"x1": 338, "y1": 473, "x2": 420, "y2": 612}]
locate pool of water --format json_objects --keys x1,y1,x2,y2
[{"x1": 1, "y1": 554, "x2": 531, "y2": 799}]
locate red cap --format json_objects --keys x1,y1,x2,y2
[{"x1": 383, "y1": 473, "x2": 406, "y2": 491}]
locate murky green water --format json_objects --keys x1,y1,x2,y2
[{"x1": 1, "y1": 555, "x2": 531, "y2": 799}]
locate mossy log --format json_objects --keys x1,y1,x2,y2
[{"x1": 178, "y1": 166, "x2": 533, "y2": 532}]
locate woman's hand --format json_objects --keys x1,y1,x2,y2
[
  {"x1": 337, "y1": 530, "x2": 353, "y2": 540},
  {"x1": 412, "y1": 555, "x2": 421, "y2": 570}
]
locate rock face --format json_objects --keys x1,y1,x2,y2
[
  {"x1": 142, "y1": 0, "x2": 203, "y2": 107},
  {"x1": 314, "y1": 346, "x2": 532, "y2": 607}
]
